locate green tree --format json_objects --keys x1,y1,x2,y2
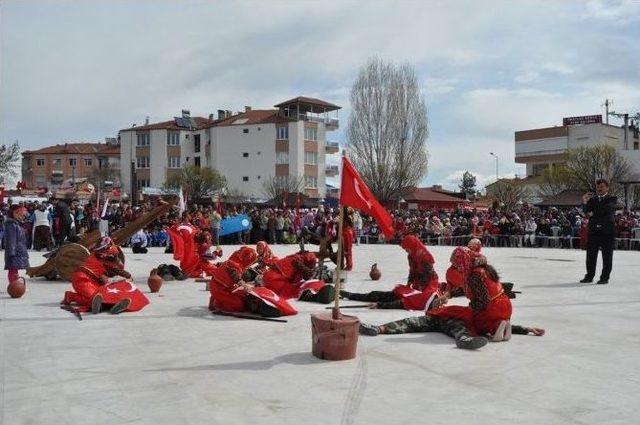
[
  {"x1": 490, "y1": 180, "x2": 531, "y2": 211},
  {"x1": 538, "y1": 165, "x2": 573, "y2": 197},
  {"x1": 458, "y1": 171, "x2": 477, "y2": 197},
  {"x1": 262, "y1": 174, "x2": 305, "y2": 203},
  {"x1": 163, "y1": 165, "x2": 226, "y2": 202}
]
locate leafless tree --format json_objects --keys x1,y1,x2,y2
[
  {"x1": 88, "y1": 162, "x2": 120, "y2": 190},
  {"x1": 564, "y1": 145, "x2": 631, "y2": 194},
  {"x1": 0, "y1": 141, "x2": 21, "y2": 184},
  {"x1": 537, "y1": 165, "x2": 573, "y2": 198},
  {"x1": 262, "y1": 174, "x2": 305, "y2": 202},
  {"x1": 346, "y1": 58, "x2": 429, "y2": 204},
  {"x1": 490, "y1": 180, "x2": 532, "y2": 211}
]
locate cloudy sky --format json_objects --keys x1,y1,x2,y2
[{"x1": 1, "y1": 0, "x2": 639, "y2": 189}]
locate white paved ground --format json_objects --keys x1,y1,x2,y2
[{"x1": 1, "y1": 244, "x2": 639, "y2": 425}]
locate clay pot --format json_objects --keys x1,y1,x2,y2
[
  {"x1": 311, "y1": 312, "x2": 360, "y2": 361},
  {"x1": 147, "y1": 269, "x2": 163, "y2": 293},
  {"x1": 369, "y1": 263, "x2": 381, "y2": 281},
  {"x1": 7, "y1": 277, "x2": 26, "y2": 298}
]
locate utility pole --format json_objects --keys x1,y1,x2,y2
[
  {"x1": 602, "y1": 99, "x2": 612, "y2": 124},
  {"x1": 489, "y1": 152, "x2": 499, "y2": 181}
]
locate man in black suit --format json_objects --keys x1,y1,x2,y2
[{"x1": 580, "y1": 179, "x2": 617, "y2": 284}]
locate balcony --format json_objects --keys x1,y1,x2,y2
[
  {"x1": 325, "y1": 141, "x2": 339, "y2": 154},
  {"x1": 285, "y1": 112, "x2": 339, "y2": 130},
  {"x1": 325, "y1": 165, "x2": 339, "y2": 177}
]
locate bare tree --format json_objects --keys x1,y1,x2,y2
[
  {"x1": 88, "y1": 162, "x2": 120, "y2": 190},
  {"x1": 163, "y1": 165, "x2": 226, "y2": 202},
  {"x1": 537, "y1": 165, "x2": 573, "y2": 197},
  {"x1": 262, "y1": 174, "x2": 305, "y2": 202},
  {"x1": 490, "y1": 180, "x2": 531, "y2": 211},
  {"x1": 0, "y1": 141, "x2": 21, "y2": 184},
  {"x1": 565, "y1": 145, "x2": 631, "y2": 194},
  {"x1": 346, "y1": 58, "x2": 429, "y2": 204}
]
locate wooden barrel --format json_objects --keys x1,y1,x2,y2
[{"x1": 311, "y1": 312, "x2": 359, "y2": 361}]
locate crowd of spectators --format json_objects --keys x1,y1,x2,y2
[{"x1": 2, "y1": 198, "x2": 640, "y2": 252}]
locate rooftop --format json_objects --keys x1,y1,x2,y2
[
  {"x1": 213, "y1": 110, "x2": 294, "y2": 127},
  {"x1": 275, "y1": 96, "x2": 341, "y2": 112},
  {"x1": 119, "y1": 117, "x2": 217, "y2": 132},
  {"x1": 404, "y1": 186, "x2": 469, "y2": 203},
  {"x1": 23, "y1": 142, "x2": 120, "y2": 156}
]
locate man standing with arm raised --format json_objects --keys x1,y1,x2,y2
[{"x1": 580, "y1": 179, "x2": 617, "y2": 285}]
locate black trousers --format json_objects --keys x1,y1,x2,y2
[{"x1": 586, "y1": 231, "x2": 614, "y2": 280}]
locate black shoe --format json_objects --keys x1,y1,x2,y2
[
  {"x1": 596, "y1": 279, "x2": 609, "y2": 285},
  {"x1": 316, "y1": 285, "x2": 335, "y2": 304},
  {"x1": 91, "y1": 294, "x2": 103, "y2": 314},
  {"x1": 455, "y1": 335, "x2": 488, "y2": 350},
  {"x1": 359, "y1": 323, "x2": 380, "y2": 336},
  {"x1": 579, "y1": 277, "x2": 594, "y2": 283},
  {"x1": 109, "y1": 298, "x2": 131, "y2": 314}
]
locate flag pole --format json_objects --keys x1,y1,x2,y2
[{"x1": 332, "y1": 151, "x2": 346, "y2": 320}]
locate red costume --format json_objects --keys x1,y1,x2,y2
[
  {"x1": 262, "y1": 252, "x2": 331, "y2": 302},
  {"x1": 429, "y1": 247, "x2": 512, "y2": 336},
  {"x1": 392, "y1": 235, "x2": 440, "y2": 310},
  {"x1": 255, "y1": 241, "x2": 278, "y2": 274},
  {"x1": 209, "y1": 247, "x2": 296, "y2": 317},
  {"x1": 62, "y1": 241, "x2": 149, "y2": 314},
  {"x1": 168, "y1": 224, "x2": 203, "y2": 277}
]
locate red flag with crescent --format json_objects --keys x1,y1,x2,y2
[{"x1": 339, "y1": 156, "x2": 395, "y2": 239}]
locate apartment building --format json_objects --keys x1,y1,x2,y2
[
  {"x1": 119, "y1": 96, "x2": 341, "y2": 200},
  {"x1": 514, "y1": 114, "x2": 640, "y2": 177},
  {"x1": 21, "y1": 140, "x2": 120, "y2": 192}
]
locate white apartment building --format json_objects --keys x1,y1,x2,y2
[
  {"x1": 514, "y1": 114, "x2": 640, "y2": 177},
  {"x1": 119, "y1": 97, "x2": 341, "y2": 200}
]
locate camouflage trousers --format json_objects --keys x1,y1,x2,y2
[{"x1": 381, "y1": 315, "x2": 470, "y2": 339}]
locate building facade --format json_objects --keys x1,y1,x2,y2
[
  {"x1": 21, "y1": 140, "x2": 120, "y2": 192},
  {"x1": 119, "y1": 96, "x2": 340, "y2": 200},
  {"x1": 515, "y1": 115, "x2": 640, "y2": 177}
]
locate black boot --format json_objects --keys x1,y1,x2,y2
[
  {"x1": 91, "y1": 294, "x2": 103, "y2": 314},
  {"x1": 109, "y1": 298, "x2": 131, "y2": 314},
  {"x1": 299, "y1": 285, "x2": 335, "y2": 304}
]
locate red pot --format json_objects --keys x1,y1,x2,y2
[
  {"x1": 148, "y1": 269, "x2": 163, "y2": 293},
  {"x1": 369, "y1": 263, "x2": 381, "y2": 281},
  {"x1": 7, "y1": 277, "x2": 26, "y2": 298}
]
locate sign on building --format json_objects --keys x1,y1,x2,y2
[{"x1": 562, "y1": 115, "x2": 602, "y2": 126}]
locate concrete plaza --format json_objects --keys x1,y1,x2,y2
[{"x1": 1, "y1": 244, "x2": 639, "y2": 425}]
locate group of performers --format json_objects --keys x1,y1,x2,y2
[{"x1": 57, "y1": 211, "x2": 544, "y2": 350}]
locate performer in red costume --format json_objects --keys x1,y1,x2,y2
[
  {"x1": 209, "y1": 246, "x2": 297, "y2": 317},
  {"x1": 359, "y1": 247, "x2": 544, "y2": 349},
  {"x1": 342, "y1": 207, "x2": 355, "y2": 271},
  {"x1": 340, "y1": 235, "x2": 442, "y2": 310},
  {"x1": 262, "y1": 251, "x2": 335, "y2": 304},
  {"x1": 255, "y1": 241, "x2": 277, "y2": 273},
  {"x1": 61, "y1": 237, "x2": 149, "y2": 314},
  {"x1": 195, "y1": 229, "x2": 223, "y2": 277}
]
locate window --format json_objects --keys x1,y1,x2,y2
[
  {"x1": 305, "y1": 176, "x2": 317, "y2": 188},
  {"x1": 242, "y1": 176, "x2": 249, "y2": 182},
  {"x1": 168, "y1": 156, "x2": 180, "y2": 168},
  {"x1": 275, "y1": 176, "x2": 288, "y2": 188},
  {"x1": 532, "y1": 163, "x2": 548, "y2": 176},
  {"x1": 243, "y1": 129, "x2": 249, "y2": 134},
  {"x1": 136, "y1": 179, "x2": 150, "y2": 190},
  {"x1": 98, "y1": 158, "x2": 107, "y2": 169},
  {"x1": 194, "y1": 134, "x2": 201, "y2": 153},
  {"x1": 277, "y1": 126, "x2": 289, "y2": 140},
  {"x1": 137, "y1": 133, "x2": 150, "y2": 146},
  {"x1": 304, "y1": 126, "x2": 318, "y2": 141},
  {"x1": 242, "y1": 152, "x2": 249, "y2": 158},
  {"x1": 69, "y1": 158, "x2": 77, "y2": 167},
  {"x1": 276, "y1": 151, "x2": 289, "y2": 164},
  {"x1": 304, "y1": 151, "x2": 318, "y2": 165},
  {"x1": 136, "y1": 156, "x2": 150, "y2": 168},
  {"x1": 35, "y1": 175, "x2": 46, "y2": 186},
  {"x1": 52, "y1": 158, "x2": 62, "y2": 168},
  {"x1": 84, "y1": 158, "x2": 93, "y2": 167},
  {"x1": 167, "y1": 132, "x2": 180, "y2": 146},
  {"x1": 194, "y1": 157, "x2": 201, "y2": 168},
  {"x1": 36, "y1": 158, "x2": 45, "y2": 167}
]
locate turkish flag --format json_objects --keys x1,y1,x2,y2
[
  {"x1": 98, "y1": 280, "x2": 149, "y2": 312},
  {"x1": 340, "y1": 157, "x2": 395, "y2": 239}
]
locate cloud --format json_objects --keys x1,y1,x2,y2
[{"x1": 1, "y1": 0, "x2": 638, "y2": 191}]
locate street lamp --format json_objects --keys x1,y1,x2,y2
[{"x1": 489, "y1": 152, "x2": 499, "y2": 181}]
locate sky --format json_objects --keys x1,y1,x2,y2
[{"x1": 1, "y1": 0, "x2": 639, "y2": 190}]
